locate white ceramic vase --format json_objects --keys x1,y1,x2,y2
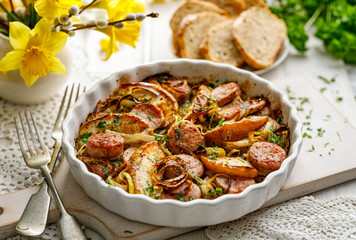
[{"x1": 0, "y1": 33, "x2": 72, "y2": 105}]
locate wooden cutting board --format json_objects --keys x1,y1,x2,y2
[{"x1": 1, "y1": 74, "x2": 356, "y2": 239}]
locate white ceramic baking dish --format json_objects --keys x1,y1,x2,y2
[{"x1": 62, "y1": 59, "x2": 302, "y2": 227}]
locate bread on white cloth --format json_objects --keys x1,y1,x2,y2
[{"x1": 232, "y1": 6, "x2": 286, "y2": 69}]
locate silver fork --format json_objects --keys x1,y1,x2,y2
[
  {"x1": 16, "y1": 84, "x2": 85, "y2": 237},
  {"x1": 15, "y1": 115, "x2": 86, "y2": 238}
]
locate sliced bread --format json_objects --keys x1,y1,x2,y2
[
  {"x1": 201, "y1": 0, "x2": 246, "y2": 16},
  {"x1": 200, "y1": 18, "x2": 244, "y2": 67},
  {"x1": 170, "y1": 0, "x2": 228, "y2": 56},
  {"x1": 178, "y1": 12, "x2": 227, "y2": 59},
  {"x1": 244, "y1": 0, "x2": 266, "y2": 8},
  {"x1": 232, "y1": 6, "x2": 286, "y2": 69}
]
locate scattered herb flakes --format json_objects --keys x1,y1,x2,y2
[
  {"x1": 218, "y1": 118, "x2": 225, "y2": 127},
  {"x1": 324, "y1": 142, "x2": 330, "y2": 148},
  {"x1": 303, "y1": 122, "x2": 311, "y2": 125},
  {"x1": 299, "y1": 97, "x2": 309, "y2": 105},
  {"x1": 307, "y1": 145, "x2": 315, "y2": 152},
  {"x1": 143, "y1": 181, "x2": 155, "y2": 196},
  {"x1": 297, "y1": 106, "x2": 304, "y2": 111},
  {"x1": 148, "y1": 114, "x2": 153, "y2": 120},
  {"x1": 97, "y1": 121, "x2": 107, "y2": 128},
  {"x1": 78, "y1": 132, "x2": 92, "y2": 143},
  {"x1": 124, "y1": 230, "x2": 133, "y2": 234},
  {"x1": 306, "y1": 127, "x2": 313, "y2": 131},
  {"x1": 177, "y1": 192, "x2": 185, "y2": 201},
  {"x1": 305, "y1": 110, "x2": 312, "y2": 119},
  {"x1": 270, "y1": 132, "x2": 282, "y2": 145},
  {"x1": 303, "y1": 132, "x2": 312, "y2": 138},
  {"x1": 117, "y1": 106, "x2": 123, "y2": 113},
  {"x1": 320, "y1": 87, "x2": 327, "y2": 93},
  {"x1": 276, "y1": 117, "x2": 282, "y2": 123},
  {"x1": 324, "y1": 115, "x2": 331, "y2": 121},
  {"x1": 336, "y1": 97, "x2": 343, "y2": 102},
  {"x1": 318, "y1": 76, "x2": 335, "y2": 84},
  {"x1": 317, "y1": 128, "x2": 325, "y2": 137},
  {"x1": 216, "y1": 187, "x2": 223, "y2": 196},
  {"x1": 103, "y1": 168, "x2": 109, "y2": 176},
  {"x1": 128, "y1": 120, "x2": 137, "y2": 124},
  {"x1": 337, "y1": 132, "x2": 342, "y2": 141}
]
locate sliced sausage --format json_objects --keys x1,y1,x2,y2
[
  {"x1": 122, "y1": 147, "x2": 137, "y2": 165},
  {"x1": 215, "y1": 175, "x2": 255, "y2": 194},
  {"x1": 130, "y1": 103, "x2": 165, "y2": 130},
  {"x1": 243, "y1": 98, "x2": 266, "y2": 115},
  {"x1": 86, "y1": 133, "x2": 125, "y2": 160},
  {"x1": 162, "y1": 80, "x2": 191, "y2": 105},
  {"x1": 175, "y1": 154, "x2": 204, "y2": 177},
  {"x1": 167, "y1": 120, "x2": 203, "y2": 154},
  {"x1": 161, "y1": 180, "x2": 201, "y2": 201},
  {"x1": 212, "y1": 82, "x2": 241, "y2": 107},
  {"x1": 248, "y1": 141, "x2": 287, "y2": 176},
  {"x1": 185, "y1": 85, "x2": 212, "y2": 120}
]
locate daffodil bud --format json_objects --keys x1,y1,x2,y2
[
  {"x1": 59, "y1": 14, "x2": 70, "y2": 25},
  {"x1": 69, "y1": 5, "x2": 80, "y2": 16},
  {"x1": 114, "y1": 22, "x2": 125, "y2": 29},
  {"x1": 0, "y1": 12, "x2": 7, "y2": 22},
  {"x1": 14, "y1": 7, "x2": 26, "y2": 19},
  {"x1": 125, "y1": 13, "x2": 136, "y2": 23},
  {"x1": 68, "y1": 31, "x2": 76, "y2": 37},
  {"x1": 136, "y1": 13, "x2": 146, "y2": 22},
  {"x1": 96, "y1": 20, "x2": 108, "y2": 28}
]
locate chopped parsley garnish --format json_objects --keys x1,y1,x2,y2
[
  {"x1": 117, "y1": 106, "x2": 123, "y2": 113},
  {"x1": 218, "y1": 118, "x2": 225, "y2": 127},
  {"x1": 320, "y1": 87, "x2": 327, "y2": 93},
  {"x1": 97, "y1": 121, "x2": 107, "y2": 128},
  {"x1": 148, "y1": 114, "x2": 153, "y2": 120},
  {"x1": 174, "y1": 126, "x2": 181, "y2": 139},
  {"x1": 307, "y1": 145, "x2": 315, "y2": 152},
  {"x1": 215, "y1": 187, "x2": 224, "y2": 196},
  {"x1": 318, "y1": 76, "x2": 335, "y2": 84},
  {"x1": 317, "y1": 128, "x2": 325, "y2": 137},
  {"x1": 103, "y1": 168, "x2": 109, "y2": 176},
  {"x1": 128, "y1": 120, "x2": 137, "y2": 124},
  {"x1": 113, "y1": 161, "x2": 123, "y2": 167},
  {"x1": 336, "y1": 97, "x2": 343, "y2": 102},
  {"x1": 270, "y1": 132, "x2": 282, "y2": 144},
  {"x1": 303, "y1": 132, "x2": 312, "y2": 138},
  {"x1": 78, "y1": 132, "x2": 92, "y2": 143},
  {"x1": 207, "y1": 146, "x2": 219, "y2": 160},
  {"x1": 177, "y1": 192, "x2": 185, "y2": 201},
  {"x1": 135, "y1": 112, "x2": 141, "y2": 116},
  {"x1": 337, "y1": 132, "x2": 342, "y2": 141},
  {"x1": 305, "y1": 110, "x2": 312, "y2": 119},
  {"x1": 276, "y1": 117, "x2": 282, "y2": 123},
  {"x1": 143, "y1": 181, "x2": 154, "y2": 196},
  {"x1": 324, "y1": 142, "x2": 330, "y2": 148},
  {"x1": 113, "y1": 117, "x2": 119, "y2": 125}
]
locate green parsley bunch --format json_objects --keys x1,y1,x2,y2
[{"x1": 269, "y1": 0, "x2": 356, "y2": 64}]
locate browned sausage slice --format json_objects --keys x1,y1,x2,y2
[
  {"x1": 130, "y1": 103, "x2": 165, "y2": 130},
  {"x1": 162, "y1": 80, "x2": 191, "y2": 105},
  {"x1": 248, "y1": 141, "x2": 287, "y2": 176},
  {"x1": 167, "y1": 120, "x2": 203, "y2": 154},
  {"x1": 212, "y1": 82, "x2": 241, "y2": 107},
  {"x1": 86, "y1": 133, "x2": 125, "y2": 160},
  {"x1": 161, "y1": 180, "x2": 201, "y2": 201},
  {"x1": 215, "y1": 175, "x2": 255, "y2": 194},
  {"x1": 175, "y1": 154, "x2": 204, "y2": 177}
]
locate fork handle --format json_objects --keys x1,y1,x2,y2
[
  {"x1": 16, "y1": 182, "x2": 51, "y2": 237},
  {"x1": 40, "y1": 165, "x2": 87, "y2": 240}
]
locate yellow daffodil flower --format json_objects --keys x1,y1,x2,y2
[
  {"x1": 95, "y1": 0, "x2": 145, "y2": 60},
  {"x1": 34, "y1": 0, "x2": 81, "y2": 19},
  {"x1": 0, "y1": 18, "x2": 68, "y2": 87}
]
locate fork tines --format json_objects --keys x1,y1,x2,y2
[{"x1": 14, "y1": 112, "x2": 49, "y2": 165}]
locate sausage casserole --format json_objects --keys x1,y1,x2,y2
[{"x1": 75, "y1": 73, "x2": 290, "y2": 201}]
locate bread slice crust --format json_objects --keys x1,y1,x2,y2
[{"x1": 232, "y1": 6, "x2": 286, "y2": 69}]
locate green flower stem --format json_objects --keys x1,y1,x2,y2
[
  {"x1": 0, "y1": 2, "x2": 22, "y2": 22},
  {"x1": 304, "y1": 4, "x2": 324, "y2": 31},
  {"x1": 1, "y1": 28, "x2": 9, "y2": 36}
]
